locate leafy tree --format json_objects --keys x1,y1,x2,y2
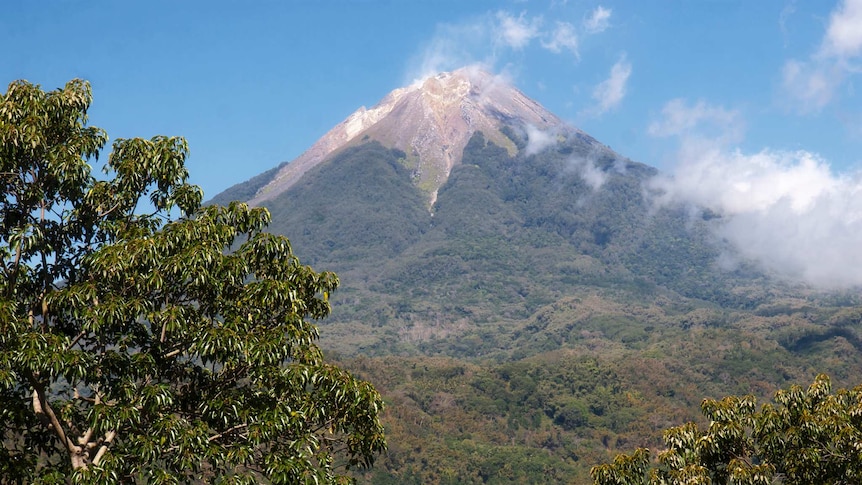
[
  {"x1": 0, "y1": 79, "x2": 385, "y2": 484},
  {"x1": 591, "y1": 374, "x2": 862, "y2": 485}
]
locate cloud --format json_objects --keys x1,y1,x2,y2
[
  {"x1": 781, "y1": 0, "x2": 862, "y2": 112},
  {"x1": 652, "y1": 145, "x2": 862, "y2": 287},
  {"x1": 653, "y1": 144, "x2": 838, "y2": 215},
  {"x1": 822, "y1": 0, "x2": 862, "y2": 59},
  {"x1": 781, "y1": 59, "x2": 842, "y2": 112},
  {"x1": 778, "y1": 2, "x2": 796, "y2": 47},
  {"x1": 405, "y1": 17, "x2": 492, "y2": 83},
  {"x1": 648, "y1": 98, "x2": 743, "y2": 143},
  {"x1": 541, "y1": 22, "x2": 579, "y2": 57},
  {"x1": 523, "y1": 124, "x2": 607, "y2": 190},
  {"x1": 572, "y1": 156, "x2": 608, "y2": 190},
  {"x1": 584, "y1": 6, "x2": 612, "y2": 34},
  {"x1": 649, "y1": 99, "x2": 862, "y2": 288},
  {"x1": 591, "y1": 55, "x2": 631, "y2": 114},
  {"x1": 406, "y1": 4, "x2": 614, "y2": 84},
  {"x1": 524, "y1": 124, "x2": 556, "y2": 156},
  {"x1": 494, "y1": 11, "x2": 542, "y2": 50}
]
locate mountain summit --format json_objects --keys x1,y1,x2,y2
[{"x1": 241, "y1": 67, "x2": 573, "y2": 207}]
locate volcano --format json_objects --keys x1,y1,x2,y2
[
  {"x1": 214, "y1": 67, "x2": 602, "y2": 208},
  {"x1": 208, "y1": 68, "x2": 862, "y2": 484},
  {"x1": 210, "y1": 66, "x2": 752, "y2": 353}
]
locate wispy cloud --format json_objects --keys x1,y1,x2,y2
[
  {"x1": 778, "y1": 2, "x2": 796, "y2": 47},
  {"x1": 590, "y1": 55, "x2": 631, "y2": 114},
  {"x1": 405, "y1": 17, "x2": 492, "y2": 83},
  {"x1": 526, "y1": 124, "x2": 607, "y2": 190},
  {"x1": 781, "y1": 60, "x2": 842, "y2": 112},
  {"x1": 584, "y1": 6, "x2": 612, "y2": 34},
  {"x1": 822, "y1": 0, "x2": 862, "y2": 58},
  {"x1": 649, "y1": 98, "x2": 862, "y2": 288},
  {"x1": 405, "y1": 5, "x2": 616, "y2": 84},
  {"x1": 781, "y1": 0, "x2": 862, "y2": 112},
  {"x1": 495, "y1": 11, "x2": 542, "y2": 50},
  {"x1": 571, "y1": 153, "x2": 608, "y2": 190},
  {"x1": 524, "y1": 124, "x2": 556, "y2": 156},
  {"x1": 541, "y1": 22, "x2": 579, "y2": 57},
  {"x1": 648, "y1": 98, "x2": 743, "y2": 142}
]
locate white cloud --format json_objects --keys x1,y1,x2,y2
[
  {"x1": 653, "y1": 145, "x2": 862, "y2": 287},
  {"x1": 541, "y1": 22, "x2": 579, "y2": 57},
  {"x1": 648, "y1": 98, "x2": 743, "y2": 142},
  {"x1": 495, "y1": 11, "x2": 542, "y2": 50},
  {"x1": 405, "y1": 17, "x2": 491, "y2": 83},
  {"x1": 524, "y1": 124, "x2": 556, "y2": 156},
  {"x1": 782, "y1": 0, "x2": 862, "y2": 112},
  {"x1": 781, "y1": 59, "x2": 843, "y2": 112},
  {"x1": 649, "y1": 105, "x2": 862, "y2": 288},
  {"x1": 406, "y1": 4, "x2": 615, "y2": 84},
  {"x1": 822, "y1": 0, "x2": 862, "y2": 59},
  {"x1": 591, "y1": 55, "x2": 631, "y2": 114},
  {"x1": 584, "y1": 6, "x2": 612, "y2": 34},
  {"x1": 405, "y1": 6, "x2": 614, "y2": 95},
  {"x1": 573, "y1": 157, "x2": 608, "y2": 190},
  {"x1": 653, "y1": 144, "x2": 839, "y2": 215}
]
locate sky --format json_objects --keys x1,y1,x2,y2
[{"x1": 3, "y1": 0, "x2": 862, "y2": 288}]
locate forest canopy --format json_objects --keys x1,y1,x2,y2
[
  {"x1": 0, "y1": 79, "x2": 385, "y2": 484},
  {"x1": 592, "y1": 374, "x2": 862, "y2": 485}
]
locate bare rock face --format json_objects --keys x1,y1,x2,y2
[{"x1": 247, "y1": 67, "x2": 570, "y2": 207}]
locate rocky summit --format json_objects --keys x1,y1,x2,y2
[{"x1": 237, "y1": 67, "x2": 590, "y2": 208}]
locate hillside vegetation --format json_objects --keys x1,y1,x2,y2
[{"x1": 214, "y1": 129, "x2": 862, "y2": 483}]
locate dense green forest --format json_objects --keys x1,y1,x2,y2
[
  {"x1": 0, "y1": 79, "x2": 385, "y2": 484},
  {"x1": 210, "y1": 127, "x2": 862, "y2": 483}
]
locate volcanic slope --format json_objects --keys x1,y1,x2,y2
[
  {"x1": 214, "y1": 68, "x2": 767, "y2": 354},
  {"x1": 210, "y1": 69, "x2": 862, "y2": 484}
]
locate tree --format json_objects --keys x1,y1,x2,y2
[
  {"x1": 0, "y1": 79, "x2": 385, "y2": 484},
  {"x1": 591, "y1": 374, "x2": 862, "y2": 485}
]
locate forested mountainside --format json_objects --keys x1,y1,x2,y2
[{"x1": 211, "y1": 126, "x2": 862, "y2": 483}]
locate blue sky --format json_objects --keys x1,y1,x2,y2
[{"x1": 4, "y1": 0, "x2": 862, "y2": 286}]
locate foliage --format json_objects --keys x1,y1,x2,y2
[
  {"x1": 591, "y1": 374, "x2": 862, "y2": 485},
  {"x1": 0, "y1": 79, "x2": 384, "y2": 484}
]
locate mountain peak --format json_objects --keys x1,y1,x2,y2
[{"x1": 246, "y1": 67, "x2": 568, "y2": 207}]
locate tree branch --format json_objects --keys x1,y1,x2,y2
[
  {"x1": 164, "y1": 347, "x2": 184, "y2": 359},
  {"x1": 97, "y1": 201, "x2": 122, "y2": 218},
  {"x1": 208, "y1": 423, "x2": 250, "y2": 443},
  {"x1": 30, "y1": 379, "x2": 72, "y2": 453},
  {"x1": 91, "y1": 430, "x2": 116, "y2": 466},
  {"x1": 160, "y1": 296, "x2": 169, "y2": 344},
  {"x1": 78, "y1": 426, "x2": 94, "y2": 447},
  {"x1": 67, "y1": 331, "x2": 86, "y2": 351},
  {"x1": 311, "y1": 416, "x2": 340, "y2": 435},
  {"x1": 164, "y1": 423, "x2": 249, "y2": 454},
  {"x1": 31, "y1": 386, "x2": 54, "y2": 429},
  {"x1": 4, "y1": 240, "x2": 22, "y2": 299}
]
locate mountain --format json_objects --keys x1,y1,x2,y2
[
  {"x1": 212, "y1": 67, "x2": 589, "y2": 208},
  {"x1": 209, "y1": 69, "x2": 862, "y2": 484},
  {"x1": 212, "y1": 67, "x2": 758, "y2": 333}
]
